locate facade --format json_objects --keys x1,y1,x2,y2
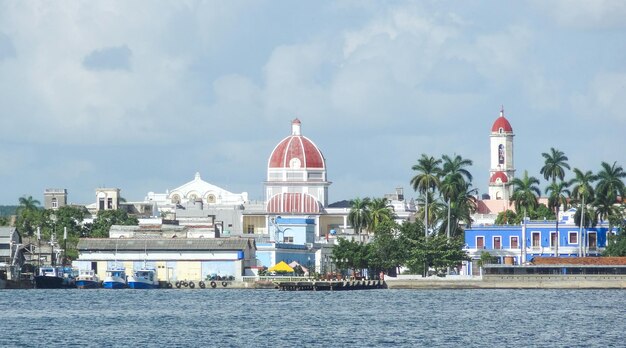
[
  {"x1": 0, "y1": 227, "x2": 21, "y2": 280},
  {"x1": 488, "y1": 107, "x2": 515, "y2": 201},
  {"x1": 44, "y1": 189, "x2": 67, "y2": 210},
  {"x1": 464, "y1": 209, "x2": 617, "y2": 274},
  {"x1": 75, "y1": 238, "x2": 257, "y2": 282}
]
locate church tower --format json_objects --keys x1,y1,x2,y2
[{"x1": 488, "y1": 107, "x2": 515, "y2": 200}]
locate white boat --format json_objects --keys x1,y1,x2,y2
[
  {"x1": 127, "y1": 268, "x2": 159, "y2": 289},
  {"x1": 75, "y1": 269, "x2": 100, "y2": 289},
  {"x1": 102, "y1": 267, "x2": 127, "y2": 289}
]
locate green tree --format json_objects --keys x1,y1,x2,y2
[
  {"x1": 546, "y1": 181, "x2": 571, "y2": 214},
  {"x1": 15, "y1": 195, "x2": 42, "y2": 237},
  {"x1": 569, "y1": 168, "x2": 598, "y2": 231},
  {"x1": 540, "y1": 147, "x2": 570, "y2": 183},
  {"x1": 348, "y1": 197, "x2": 371, "y2": 240},
  {"x1": 368, "y1": 221, "x2": 404, "y2": 276},
  {"x1": 509, "y1": 170, "x2": 541, "y2": 214},
  {"x1": 604, "y1": 220, "x2": 626, "y2": 256},
  {"x1": 52, "y1": 206, "x2": 89, "y2": 261},
  {"x1": 410, "y1": 154, "x2": 442, "y2": 236},
  {"x1": 331, "y1": 237, "x2": 370, "y2": 277},
  {"x1": 495, "y1": 209, "x2": 519, "y2": 225},
  {"x1": 367, "y1": 197, "x2": 395, "y2": 234},
  {"x1": 595, "y1": 161, "x2": 626, "y2": 204},
  {"x1": 405, "y1": 233, "x2": 468, "y2": 276},
  {"x1": 438, "y1": 182, "x2": 477, "y2": 238},
  {"x1": 87, "y1": 209, "x2": 138, "y2": 238}
]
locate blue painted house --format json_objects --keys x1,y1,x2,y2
[{"x1": 464, "y1": 209, "x2": 620, "y2": 275}]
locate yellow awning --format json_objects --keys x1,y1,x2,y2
[{"x1": 269, "y1": 261, "x2": 294, "y2": 273}]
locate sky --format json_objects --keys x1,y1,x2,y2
[{"x1": 1, "y1": 1, "x2": 625, "y2": 206}]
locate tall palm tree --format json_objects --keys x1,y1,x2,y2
[
  {"x1": 438, "y1": 183, "x2": 478, "y2": 238},
  {"x1": 18, "y1": 195, "x2": 41, "y2": 213},
  {"x1": 440, "y1": 154, "x2": 473, "y2": 238},
  {"x1": 540, "y1": 148, "x2": 570, "y2": 183},
  {"x1": 569, "y1": 168, "x2": 598, "y2": 256},
  {"x1": 509, "y1": 170, "x2": 541, "y2": 214},
  {"x1": 348, "y1": 197, "x2": 371, "y2": 240},
  {"x1": 595, "y1": 161, "x2": 626, "y2": 203},
  {"x1": 368, "y1": 197, "x2": 395, "y2": 234},
  {"x1": 546, "y1": 181, "x2": 571, "y2": 215},
  {"x1": 410, "y1": 154, "x2": 442, "y2": 237}
]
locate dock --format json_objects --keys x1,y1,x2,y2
[{"x1": 277, "y1": 280, "x2": 386, "y2": 291}]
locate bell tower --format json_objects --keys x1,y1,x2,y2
[{"x1": 488, "y1": 107, "x2": 515, "y2": 201}]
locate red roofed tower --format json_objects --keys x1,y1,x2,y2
[
  {"x1": 265, "y1": 119, "x2": 330, "y2": 214},
  {"x1": 489, "y1": 107, "x2": 515, "y2": 201}
]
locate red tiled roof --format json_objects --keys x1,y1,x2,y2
[{"x1": 532, "y1": 257, "x2": 626, "y2": 266}]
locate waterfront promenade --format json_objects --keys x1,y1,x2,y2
[{"x1": 385, "y1": 274, "x2": 626, "y2": 289}]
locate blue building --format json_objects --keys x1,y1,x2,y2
[{"x1": 464, "y1": 209, "x2": 619, "y2": 275}]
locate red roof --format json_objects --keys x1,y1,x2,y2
[
  {"x1": 268, "y1": 119, "x2": 325, "y2": 169},
  {"x1": 489, "y1": 171, "x2": 509, "y2": 184},
  {"x1": 532, "y1": 257, "x2": 626, "y2": 266},
  {"x1": 491, "y1": 110, "x2": 513, "y2": 133}
]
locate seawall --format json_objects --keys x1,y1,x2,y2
[{"x1": 386, "y1": 275, "x2": 626, "y2": 289}]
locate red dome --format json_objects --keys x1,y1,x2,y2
[
  {"x1": 268, "y1": 119, "x2": 325, "y2": 169},
  {"x1": 490, "y1": 171, "x2": 509, "y2": 184},
  {"x1": 491, "y1": 109, "x2": 513, "y2": 133}
]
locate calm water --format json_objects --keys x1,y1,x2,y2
[{"x1": 0, "y1": 288, "x2": 624, "y2": 347}]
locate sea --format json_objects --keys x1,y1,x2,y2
[{"x1": 0, "y1": 288, "x2": 624, "y2": 347}]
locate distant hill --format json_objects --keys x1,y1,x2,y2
[{"x1": 0, "y1": 206, "x2": 19, "y2": 217}]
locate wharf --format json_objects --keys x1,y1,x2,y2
[{"x1": 277, "y1": 280, "x2": 386, "y2": 291}]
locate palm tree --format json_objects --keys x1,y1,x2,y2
[
  {"x1": 438, "y1": 183, "x2": 478, "y2": 238},
  {"x1": 509, "y1": 170, "x2": 541, "y2": 214},
  {"x1": 348, "y1": 197, "x2": 371, "y2": 240},
  {"x1": 546, "y1": 181, "x2": 571, "y2": 215},
  {"x1": 410, "y1": 154, "x2": 442, "y2": 236},
  {"x1": 440, "y1": 154, "x2": 473, "y2": 238},
  {"x1": 569, "y1": 168, "x2": 598, "y2": 256},
  {"x1": 18, "y1": 195, "x2": 41, "y2": 212},
  {"x1": 595, "y1": 161, "x2": 626, "y2": 203},
  {"x1": 368, "y1": 197, "x2": 395, "y2": 234},
  {"x1": 540, "y1": 148, "x2": 570, "y2": 183}
]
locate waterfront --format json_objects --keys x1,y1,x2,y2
[{"x1": 1, "y1": 289, "x2": 624, "y2": 347}]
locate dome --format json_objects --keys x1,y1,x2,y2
[
  {"x1": 268, "y1": 119, "x2": 325, "y2": 169},
  {"x1": 490, "y1": 171, "x2": 509, "y2": 184},
  {"x1": 491, "y1": 109, "x2": 513, "y2": 133}
]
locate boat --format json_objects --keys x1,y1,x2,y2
[
  {"x1": 102, "y1": 266, "x2": 127, "y2": 289},
  {"x1": 75, "y1": 269, "x2": 100, "y2": 289},
  {"x1": 127, "y1": 268, "x2": 159, "y2": 289},
  {"x1": 34, "y1": 265, "x2": 68, "y2": 289}
]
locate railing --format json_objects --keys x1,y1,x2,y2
[{"x1": 242, "y1": 276, "x2": 312, "y2": 283}]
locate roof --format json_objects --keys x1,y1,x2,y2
[
  {"x1": 489, "y1": 171, "x2": 509, "y2": 184},
  {"x1": 531, "y1": 257, "x2": 626, "y2": 266},
  {"x1": 269, "y1": 261, "x2": 294, "y2": 272},
  {"x1": 77, "y1": 238, "x2": 255, "y2": 251},
  {"x1": 268, "y1": 119, "x2": 325, "y2": 169},
  {"x1": 491, "y1": 109, "x2": 513, "y2": 133}
]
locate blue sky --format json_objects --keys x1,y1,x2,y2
[{"x1": 1, "y1": 1, "x2": 625, "y2": 205}]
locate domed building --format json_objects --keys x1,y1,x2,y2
[{"x1": 265, "y1": 118, "x2": 330, "y2": 214}]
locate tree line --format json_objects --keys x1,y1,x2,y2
[{"x1": 9, "y1": 196, "x2": 137, "y2": 261}]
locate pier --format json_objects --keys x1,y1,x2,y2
[{"x1": 277, "y1": 280, "x2": 386, "y2": 291}]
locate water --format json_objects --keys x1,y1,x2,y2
[{"x1": 0, "y1": 288, "x2": 624, "y2": 347}]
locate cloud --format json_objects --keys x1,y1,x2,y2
[
  {"x1": 82, "y1": 45, "x2": 132, "y2": 71},
  {"x1": 0, "y1": 32, "x2": 16, "y2": 60},
  {"x1": 533, "y1": 0, "x2": 626, "y2": 29}
]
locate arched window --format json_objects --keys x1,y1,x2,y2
[
  {"x1": 51, "y1": 197, "x2": 58, "y2": 208},
  {"x1": 171, "y1": 194, "x2": 181, "y2": 204},
  {"x1": 207, "y1": 194, "x2": 216, "y2": 203}
]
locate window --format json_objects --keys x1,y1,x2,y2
[
  {"x1": 51, "y1": 198, "x2": 58, "y2": 208},
  {"x1": 532, "y1": 232, "x2": 541, "y2": 248},
  {"x1": 283, "y1": 236, "x2": 294, "y2": 243},
  {"x1": 510, "y1": 236, "x2": 519, "y2": 249},
  {"x1": 171, "y1": 194, "x2": 180, "y2": 204},
  {"x1": 550, "y1": 231, "x2": 558, "y2": 248},
  {"x1": 493, "y1": 236, "x2": 502, "y2": 249},
  {"x1": 107, "y1": 198, "x2": 113, "y2": 209},
  {"x1": 476, "y1": 236, "x2": 485, "y2": 249},
  {"x1": 568, "y1": 232, "x2": 578, "y2": 244},
  {"x1": 99, "y1": 198, "x2": 105, "y2": 210},
  {"x1": 246, "y1": 225, "x2": 255, "y2": 234},
  {"x1": 589, "y1": 232, "x2": 597, "y2": 250},
  {"x1": 207, "y1": 195, "x2": 216, "y2": 203}
]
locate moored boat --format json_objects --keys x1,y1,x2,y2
[
  {"x1": 103, "y1": 267, "x2": 127, "y2": 289},
  {"x1": 34, "y1": 265, "x2": 66, "y2": 289},
  {"x1": 127, "y1": 268, "x2": 159, "y2": 289},
  {"x1": 75, "y1": 269, "x2": 100, "y2": 289}
]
